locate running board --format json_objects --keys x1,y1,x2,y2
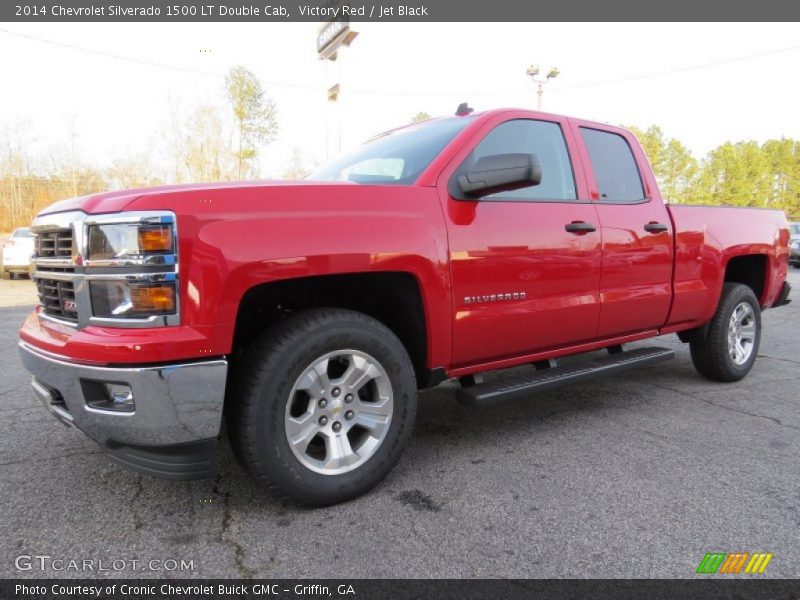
[{"x1": 456, "y1": 347, "x2": 675, "y2": 407}]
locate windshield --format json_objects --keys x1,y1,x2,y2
[
  {"x1": 12, "y1": 228, "x2": 33, "y2": 238},
  {"x1": 791, "y1": 223, "x2": 800, "y2": 237},
  {"x1": 307, "y1": 116, "x2": 475, "y2": 185}
]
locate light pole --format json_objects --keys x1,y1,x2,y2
[
  {"x1": 317, "y1": 20, "x2": 358, "y2": 159},
  {"x1": 526, "y1": 65, "x2": 560, "y2": 110}
]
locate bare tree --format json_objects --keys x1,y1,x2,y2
[
  {"x1": 184, "y1": 105, "x2": 235, "y2": 182},
  {"x1": 164, "y1": 94, "x2": 187, "y2": 183},
  {"x1": 45, "y1": 117, "x2": 84, "y2": 198},
  {"x1": 282, "y1": 147, "x2": 317, "y2": 180},
  {"x1": 107, "y1": 152, "x2": 161, "y2": 189},
  {"x1": 0, "y1": 119, "x2": 36, "y2": 230}
]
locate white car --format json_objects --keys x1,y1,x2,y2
[
  {"x1": 2, "y1": 227, "x2": 35, "y2": 279},
  {"x1": 791, "y1": 223, "x2": 800, "y2": 268}
]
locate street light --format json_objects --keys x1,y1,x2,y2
[
  {"x1": 527, "y1": 64, "x2": 560, "y2": 110},
  {"x1": 317, "y1": 21, "x2": 358, "y2": 158}
]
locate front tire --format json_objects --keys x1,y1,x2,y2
[
  {"x1": 690, "y1": 283, "x2": 761, "y2": 382},
  {"x1": 228, "y1": 308, "x2": 417, "y2": 505}
]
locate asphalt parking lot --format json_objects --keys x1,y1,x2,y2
[{"x1": 1, "y1": 271, "x2": 798, "y2": 579}]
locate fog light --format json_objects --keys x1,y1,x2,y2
[
  {"x1": 81, "y1": 380, "x2": 135, "y2": 413},
  {"x1": 105, "y1": 383, "x2": 134, "y2": 409}
]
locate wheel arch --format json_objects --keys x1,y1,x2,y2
[
  {"x1": 722, "y1": 253, "x2": 769, "y2": 305},
  {"x1": 228, "y1": 271, "x2": 436, "y2": 389},
  {"x1": 678, "y1": 254, "x2": 768, "y2": 344}
]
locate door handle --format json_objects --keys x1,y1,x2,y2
[
  {"x1": 564, "y1": 221, "x2": 597, "y2": 234},
  {"x1": 644, "y1": 222, "x2": 669, "y2": 234}
]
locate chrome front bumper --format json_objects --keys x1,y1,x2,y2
[{"x1": 19, "y1": 342, "x2": 228, "y2": 479}]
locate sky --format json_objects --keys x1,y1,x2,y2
[{"x1": 1, "y1": 22, "x2": 799, "y2": 177}]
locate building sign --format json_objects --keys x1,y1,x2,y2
[{"x1": 317, "y1": 17, "x2": 352, "y2": 59}]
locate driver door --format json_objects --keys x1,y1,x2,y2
[{"x1": 441, "y1": 116, "x2": 602, "y2": 367}]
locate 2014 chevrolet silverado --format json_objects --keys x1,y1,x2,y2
[{"x1": 18, "y1": 108, "x2": 792, "y2": 504}]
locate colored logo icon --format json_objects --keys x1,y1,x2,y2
[{"x1": 696, "y1": 552, "x2": 773, "y2": 574}]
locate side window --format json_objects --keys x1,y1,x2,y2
[
  {"x1": 580, "y1": 128, "x2": 645, "y2": 203},
  {"x1": 467, "y1": 119, "x2": 577, "y2": 201}
]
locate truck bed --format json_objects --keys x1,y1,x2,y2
[{"x1": 665, "y1": 204, "x2": 790, "y2": 330}]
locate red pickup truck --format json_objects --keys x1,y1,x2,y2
[{"x1": 19, "y1": 108, "x2": 792, "y2": 505}]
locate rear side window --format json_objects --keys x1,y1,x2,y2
[
  {"x1": 580, "y1": 128, "x2": 645, "y2": 203},
  {"x1": 467, "y1": 119, "x2": 577, "y2": 201}
]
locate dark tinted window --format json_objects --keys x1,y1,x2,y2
[
  {"x1": 580, "y1": 128, "x2": 645, "y2": 203},
  {"x1": 466, "y1": 119, "x2": 576, "y2": 201}
]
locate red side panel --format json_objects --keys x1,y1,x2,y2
[
  {"x1": 566, "y1": 119, "x2": 674, "y2": 337},
  {"x1": 665, "y1": 205, "x2": 789, "y2": 329},
  {"x1": 432, "y1": 111, "x2": 603, "y2": 367}
]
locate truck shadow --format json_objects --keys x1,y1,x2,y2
[
  {"x1": 0, "y1": 303, "x2": 722, "y2": 519},
  {"x1": 214, "y1": 348, "x2": 707, "y2": 513}
]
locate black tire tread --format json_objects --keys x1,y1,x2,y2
[
  {"x1": 690, "y1": 283, "x2": 760, "y2": 383},
  {"x1": 227, "y1": 307, "x2": 415, "y2": 506}
]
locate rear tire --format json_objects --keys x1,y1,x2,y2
[
  {"x1": 228, "y1": 308, "x2": 417, "y2": 505},
  {"x1": 690, "y1": 283, "x2": 761, "y2": 382}
]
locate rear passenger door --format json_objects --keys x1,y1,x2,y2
[{"x1": 575, "y1": 124, "x2": 674, "y2": 338}]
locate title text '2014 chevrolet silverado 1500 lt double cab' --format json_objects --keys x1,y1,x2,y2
[{"x1": 19, "y1": 108, "x2": 792, "y2": 504}]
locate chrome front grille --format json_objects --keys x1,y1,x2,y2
[
  {"x1": 35, "y1": 229, "x2": 73, "y2": 258},
  {"x1": 32, "y1": 222, "x2": 80, "y2": 325},
  {"x1": 35, "y1": 278, "x2": 78, "y2": 323}
]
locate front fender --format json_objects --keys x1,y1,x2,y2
[{"x1": 129, "y1": 184, "x2": 452, "y2": 368}]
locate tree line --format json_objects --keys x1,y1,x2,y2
[
  {"x1": 0, "y1": 66, "x2": 281, "y2": 231},
  {"x1": 1, "y1": 84, "x2": 798, "y2": 231},
  {"x1": 629, "y1": 125, "x2": 799, "y2": 216}
]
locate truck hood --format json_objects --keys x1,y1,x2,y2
[
  {"x1": 37, "y1": 180, "x2": 351, "y2": 216},
  {"x1": 39, "y1": 190, "x2": 144, "y2": 216}
]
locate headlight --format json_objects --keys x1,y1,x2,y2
[
  {"x1": 87, "y1": 223, "x2": 174, "y2": 261},
  {"x1": 89, "y1": 279, "x2": 177, "y2": 319},
  {"x1": 79, "y1": 212, "x2": 179, "y2": 326}
]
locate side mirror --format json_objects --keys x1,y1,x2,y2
[{"x1": 454, "y1": 153, "x2": 542, "y2": 199}]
